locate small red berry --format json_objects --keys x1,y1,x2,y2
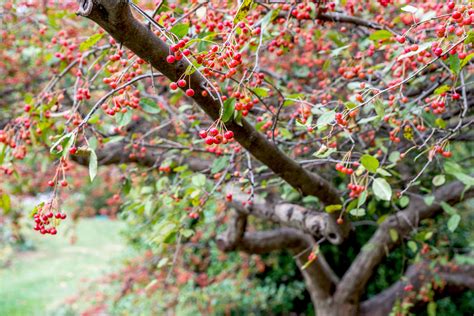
[
  {"x1": 177, "y1": 79, "x2": 186, "y2": 87},
  {"x1": 209, "y1": 127, "x2": 219, "y2": 136},
  {"x1": 396, "y1": 35, "x2": 406, "y2": 44},
  {"x1": 199, "y1": 130, "x2": 207, "y2": 139},
  {"x1": 224, "y1": 131, "x2": 234, "y2": 139},
  {"x1": 170, "y1": 82, "x2": 178, "y2": 90},
  {"x1": 452, "y1": 11, "x2": 462, "y2": 20},
  {"x1": 166, "y1": 55, "x2": 176, "y2": 63},
  {"x1": 186, "y1": 88, "x2": 195, "y2": 97}
]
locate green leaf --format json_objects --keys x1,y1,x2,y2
[
  {"x1": 372, "y1": 178, "x2": 392, "y2": 201},
  {"x1": 358, "y1": 190, "x2": 368, "y2": 207},
  {"x1": 361, "y1": 154, "x2": 380, "y2": 173},
  {"x1": 435, "y1": 117, "x2": 446, "y2": 128},
  {"x1": 211, "y1": 156, "x2": 228, "y2": 174},
  {"x1": 170, "y1": 23, "x2": 189, "y2": 39},
  {"x1": 369, "y1": 30, "x2": 392, "y2": 41},
  {"x1": 234, "y1": 109, "x2": 243, "y2": 126},
  {"x1": 448, "y1": 54, "x2": 461, "y2": 74},
  {"x1": 460, "y1": 53, "x2": 474, "y2": 69},
  {"x1": 376, "y1": 168, "x2": 391, "y2": 177},
  {"x1": 181, "y1": 229, "x2": 194, "y2": 238},
  {"x1": 252, "y1": 87, "x2": 269, "y2": 98},
  {"x1": 140, "y1": 98, "x2": 160, "y2": 114},
  {"x1": 427, "y1": 301, "x2": 436, "y2": 316},
  {"x1": 50, "y1": 133, "x2": 75, "y2": 158},
  {"x1": 399, "y1": 196, "x2": 410, "y2": 208},
  {"x1": 350, "y1": 208, "x2": 366, "y2": 217},
  {"x1": 374, "y1": 98, "x2": 385, "y2": 118},
  {"x1": 451, "y1": 173, "x2": 474, "y2": 187},
  {"x1": 30, "y1": 202, "x2": 45, "y2": 218},
  {"x1": 316, "y1": 111, "x2": 335, "y2": 127},
  {"x1": 157, "y1": 257, "x2": 169, "y2": 268},
  {"x1": 464, "y1": 30, "x2": 474, "y2": 45},
  {"x1": 192, "y1": 174, "x2": 206, "y2": 187},
  {"x1": 441, "y1": 202, "x2": 457, "y2": 216},
  {"x1": 432, "y1": 174, "x2": 445, "y2": 186},
  {"x1": 330, "y1": 44, "x2": 350, "y2": 57},
  {"x1": 325, "y1": 204, "x2": 342, "y2": 213},
  {"x1": 389, "y1": 229, "x2": 398, "y2": 242},
  {"x1": 79, "y1": 33, "x2": 104, "y2": 52},
  {"x1": 89, "y1": 149, "x2": 98, "y2": 182},
  {"x1": 283, "y1": 93, "x2": 305, "y2": 107},
  {"x1": 234, "y1": 0, "x2": 254, "y2": 24},
  {"x1": 389, "y1": 151, "x2": 400, "y2": 163},
  {"x1": 116, "y1": 110, "x2": 132, "y2": 126},
  {"x1": 407, "y1": 240, "x2": 417, "y2": 253},
  {"x1": 322, "y1": 59, "x2": 331, "y2": 71},
  {"x1": 0, "y1": 194, "x2": 11, "y2": 214},
  {"x1": 424, "y1": 231, "x2": 433, "y2": 240},
  {"x1": 434, "y1": 85, "x2": 450, "y2": 95},
  {"x1": 424, "y1": 196, "x2": 435, "y2": 206},
  {"x1": 222, "y1": 98, "x2": 235, "y2": 123},
  {"x1": 447, "y1": 214, "x2": 461, "y2": 232},
  {"x1": 313, "y1": 147, "x2": 336, "y2": 158},
  {"x1": 344, "y1": 101, "x2": 357, "y2": 109},
  {"x1": 401, "y1": 5, "x2": 418, "y2": 13}
]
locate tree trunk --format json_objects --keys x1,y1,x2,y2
[{"x1": 314, "y1": 300, "x2": 359, "y2": 316}]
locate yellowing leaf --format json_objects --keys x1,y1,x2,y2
[
  {"x1": 234, "y1": 0, "x2": 254, "y2": 24},
  {"x1": 79, "y1": 33, "x2": 104, "y2": 52}
]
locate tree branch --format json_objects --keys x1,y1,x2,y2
[
  {"x1": 75, "y1": 0, "x2": 341, "y2": 206},
  {"x1": 227, "y1": 187, "x2": 349, "y2": 245},
  {"x1": 217, "y1": 218, "x2": 339, "y2": 304},
  {"x1": 360, "y1": 262, "x2": 474, "y2": 316},
  {"x1": 335, "y1": 181, "x2": 474, "y2": 304},
  {"x1": 72, "y1": 141, "x2": 210, "y2": 172}
]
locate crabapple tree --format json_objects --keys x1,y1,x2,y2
[{"x1": 1, "y1": 0, "x2": 474, "y2": 315}]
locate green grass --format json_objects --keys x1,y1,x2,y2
[{"x1": 0, "y1": 217, "x2": 125, "y2": 316}]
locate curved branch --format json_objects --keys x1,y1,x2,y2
[
  {"x1": 217, "y1": 220, "x2": 338, "y2": 304},
  {"x1": 335, "y1": 181, "x2": 474, "y2": 303},
  {"x1": 360, "y1": 262, "x2": 474, "y2": 316},
  {"x1": 227, "y1": 187, "x2": 349, "y2": 245},
  {"x1": 75, "y1": 0, "x2": 341, "y2": 206}
]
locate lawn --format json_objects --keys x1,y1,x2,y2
[{"x1": 0, "y1": 217, "x2": 126, "y2": 316}]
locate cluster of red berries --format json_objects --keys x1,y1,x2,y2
[
  {"x1": 232, "y1": 91, "x2": 258, "y2": 117},
  {"x1": 158, "y1": 165, "x2": 171, "y2": 173},
  {"x1": 169, "y1": 79, "x2": 195, "y2": 97},
  {"x1": 47, "y1": 179, "x2": 68, "y2": 187},
  {"x1": 430, "y1": 99, "x2": 446, "y2": 114},
  {"x1": 102, "y1": 92, "x2": 141, "y2": 116},
  {"x1": 198, "y1": 45, "x2": 243, "y2": 78},
  {"x1": 166, "y1": 38, "x2": 191, "y2": 64},
  {"x1": 75, "y1": 88, "x2": 91, "y2": 101},
  {"x1": 33, "y1": 210, "x2": 67, "y2": 235},
  {"x1": 199, "y1": 127, "x2": 234, "y2": 145},
  {"x1": 389, "y1": 129, "x2": 401, "y2": 143},
  {"x1": 347, "y1": 183, "x2": 366, "y2": 198},
  {"x1": 335, "y1": 163, "x2": 354, "y2": 175},
  {"x1": 189, "y1": 212, "x2": 199, "y2": 219},
  {"x1": 0, "y1": 124, "x2": 30, "y2": 161},
  {"x1": 335, "y1": 112, "x2": 348, "y2": 126},
  {"x1": 433, "y1": 146, "x2": 452, "y2": 158}
]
